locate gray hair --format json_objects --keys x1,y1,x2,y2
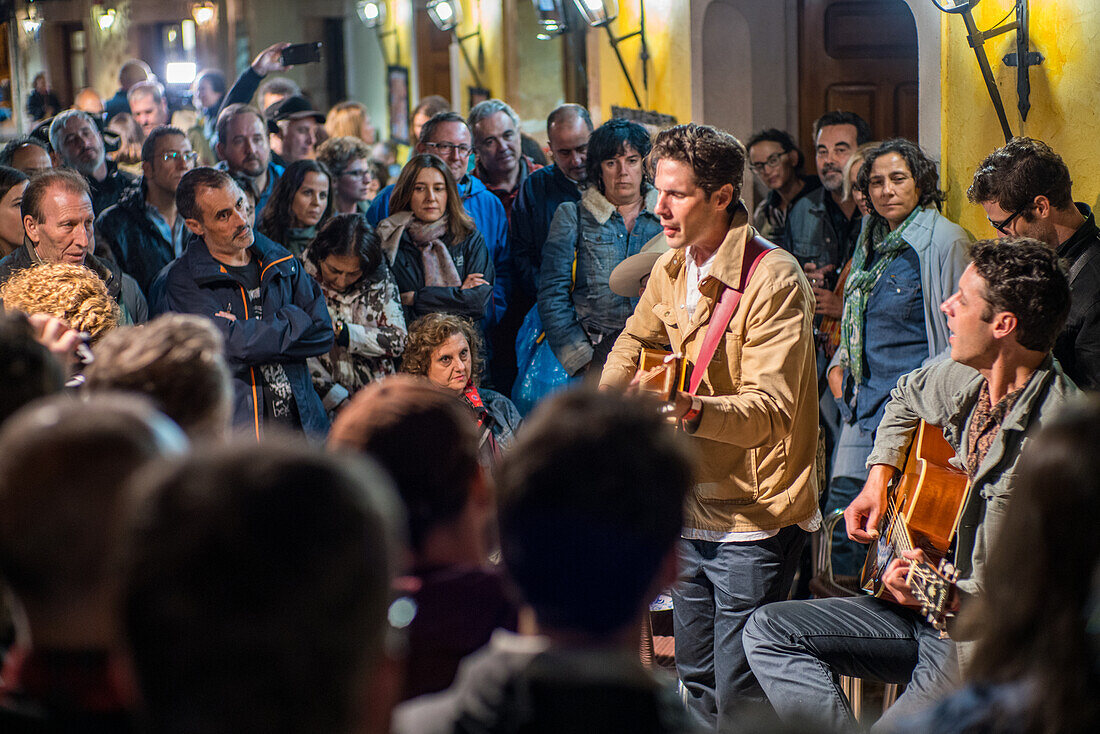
[
  {"x1": 128, "y1": 80, "x2": 166, "y2": 106},
  {"x1": 49, "y1": 110, "x2": 99, "y2": 157},
  {"x1": 467, "y1": 99, "x2": 519, "y2": 139}
]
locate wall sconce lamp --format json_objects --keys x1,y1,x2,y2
[
  {"x1": 94, "y1": 3, "x2": 117, "y2": 31},
  {"x1": 427, "y1": 0, "x2": 486, "y2": 90},
  {"x1": 22, "y1": 1, "x2": 43, "y2": 37},
  {"x1": 533, "y1": 0, "x2": 568, "y2": 41},
  {"x1": 190, "y1": 2, "x2": 217, "y2": 27},
  {"x1": 574, "y1": 0, "x2": 648, "y2": 108},
  {"x1": 356, "y1": 1, "x2": 400, "y2": 66},
  {"x1": 933, "y1": 0, "x2": 1042, "y2": 143}
]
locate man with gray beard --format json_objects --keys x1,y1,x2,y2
[{"x1": 49, "y1": 110, "x2": 137, "y2": 216}]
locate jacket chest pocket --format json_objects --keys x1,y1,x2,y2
[
  {"x1": 691, "y1": 327, "x2": 742, "y2": 395},
  {"x1": 871, "y1": 272, "x2": 922, "y2": 323},
  {"x1": 578, "y1": 233, "x2": 614, "y2": 291}
]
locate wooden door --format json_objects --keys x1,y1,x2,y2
[
  {"x1": 798, "y1": 0, "x2": 919, "y2": 151},
  {"x1": 415, "y1": 8, "x2": 452, "y2": 103}
]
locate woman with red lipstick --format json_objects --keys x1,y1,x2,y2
[
  {"x1": 257, "y1": 159, "x2": 332, "y2": 258},
  {"x1": 377, "y1": 154, "x2": 494, "y2": 326}
]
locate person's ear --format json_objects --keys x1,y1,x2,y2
[
  {"x1": 184, "y1": 217, "x2": 205, "y2": 237},
  {"x1": 991, "y1": 310, "x2": 1018, "y2": 341},
  {"x1": 23, "y1": 215, "x2": 38, "y2": 244},
  {"x1": 711, "y1": 182, "x2": 735, "y2": 212},
  {"x1": 142, "y1": 160, "x2": 154, "y2": 180},
  {"x1": 1032, "y1": 195, "x2": 1052, "y2": 220}
]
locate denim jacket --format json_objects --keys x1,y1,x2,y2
[{"x1": 538, "y1": 186, "x2": 662, "y2": 375}]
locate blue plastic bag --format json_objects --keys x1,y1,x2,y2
[{"x1": 512, "y1": 305, "x2": 579, "y2": 415}]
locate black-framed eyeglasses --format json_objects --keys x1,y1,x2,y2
[
  {"x1": 987, "y1": 204, "x2": 1028, "y2": 235},
  {"x1": 424, "y1": 141, "x2": 472, "y2": 157},
  {"x1": 749, "y1": 151, "x2": 787, "y2": 175}
]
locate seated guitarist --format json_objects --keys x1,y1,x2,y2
[{"x1": 744, "y1": 238, "x2": 1078, "y2": 730}]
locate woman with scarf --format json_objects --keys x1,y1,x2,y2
[
  {"x1": 376, "y1": 154, "x2": 493, "y2": 326},
  {"x1": 823, "y1": 138, "x2": 970, "y2": 579},
  {"x1": 402, "y1": 312, "x2": 520, "y2": 469},
  {"x1": 257, "y1": 159, "x2": 332, "y2": 258}
]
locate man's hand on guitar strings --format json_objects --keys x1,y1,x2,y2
[
  {"x1": 844, "y1": 465, "x2": 896, "y2": 543},
  {"x1": 881, "y1": 549, "x2": 928, "y2": 609}
]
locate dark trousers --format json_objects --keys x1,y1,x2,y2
[
  {"x1": 673, "y1": 525, "x2": 808, "y2": 731},
  {"x1": 744, "y1": 595, "x2": 959, "y2": 731}
]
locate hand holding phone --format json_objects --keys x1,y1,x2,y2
[{"x1": 280, "y1": 42, "x2": 322, "y2": 67}]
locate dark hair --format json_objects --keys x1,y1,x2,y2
[
  {"x1": 0, "y1": 136, "x2": 49, "y2": 168},
  {"x1": 0, "y1": 394, "x2": 171, "y2": 607},
  {"x1": 215, "y1": 103, "x2": 264, "y2": 149},
  {"x1": 969, "y1": 237, "x2": 1070, "y2": 353},
  {"x1": 228, "y1": 172, "x2": 257, "y2": 204},
  {"x1": 140, "y1": 125, "x2": 187, "y2": 164},
  {"x1": 0, "y1": 311, "x2": 63, "y2": 424},
  {"x1": 329, "y1": 376, "x2": 480, "y2": 554},
  {"x1": 497, "y1": 390, "x2": 692, "y2": 635},
  {"x1": 967, "y1": 137, "x2": 1074, "y2": 215},
  {"x1": 812, "y1": 110, "x2": 872, "y2": 145},
  {"x1": 256, "y1": 76, "x2": 301, "y2": 103},
  {"x1": 963, "y1": 399, "x2": 1100, "y2": 733},
  {"x1": 305, "y1": 213, "x2": 383, "y2": 282},
  {"x1": 195, "y1": 68, "x2": 227, "y2": 96},
  {"x1": 746, "y1": 128, "x2": 804, "y2": 169},
  {"x1": 0, "y1": 165, "x2": 29, "y2": 203},
  {"x1": 389, "y1": 154, "x2": 474, "y2": 242},
  {"x1": 412, "y1": 95, "x2": 451, "y2": 121},
  {"x1": 649, "y1": 123, "x2": 746, "y2": 212},
  {"x1": 418, "y1": 111, "x2": 468, "y2": 146},
  {"x1": 855, "y1": 138, "x2": 945, "y2": 223},
  {"x1": 368, "y1": 159, "x2": 389, "y2": 190},
  {"x1": 176, "y1": 166, "x2": 234, "y2": 222},
  {"x1": 546, "y1": 103, "x2": 593, "y2": 136},
  {"x1": 123, "y1": 441, "x2": 401, "y2": 734},
  {"x1": 402, "y1": 313, "x2": 484, "y2": 386},
  {"x1": 585, "y1": 118, "x2": 652, "y2": 196},
  {"x1": 22, "y1": 169, "x2": 90, "y2": 222},
  {"x1": 258, "y1": 159, "x2": 332, "y2": 244},
  {"x1": 84, "y1": 314, "x2": 232, "y2": 439}
]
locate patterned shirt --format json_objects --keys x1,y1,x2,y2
[{"x1": 966, "y1": 379, "x2": 1027, "y2": 478}]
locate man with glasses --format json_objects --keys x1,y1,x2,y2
[
  {"x1": 969, "y1": 137, "x2": 1100, "y2": 389},
  {"x1": 747, "y1": 128, "x2": 819, "y2": 250},
  {"x1": 366, "y1": 111, "x2": 509, "y2": 333},
  {"x1": 96, "y1": 126, "x2": 197, "y2": 297}
]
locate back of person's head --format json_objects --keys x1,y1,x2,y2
[
  {"x1": 0, "y1": 311, "x2": 63, "y2": 425},
  {"x1": 127, "y1": 80, "x2": 165, "y2": 106},
  {"x1": 965, "y1": 398, "x2": 1100, "y2": 732},
  {"x1": 0, "y1": 262, "x2": 120, "y2": 342},
  {"x1": 304, "y1": 212, "x2": 383, "y2": 282},
  {"x1": 649, "y1": 122, "x2": 746, "y2": 211},
  {"x1": 969, "y1": 237, "x2": 1070, "y2": 353},
  {"x1": 967, "y1": 136, "x2": 1074, "y2": 213},
  {"x1": 329, "y1": 375, "x2": 480, "y2": 554},
  {"x1": 497, "y1": 389, "x2": 692, "y2": 636},
  {"x1": 256, "y1": 76, "x2": 301, "y2": 107},
  {"x1": 83, "y1": 315, "x2": 232, "y2": 439},
  {"x1": 0, "y1": 394, "x2": 182, "y2": 612},
  {"x1": 123, "y1": 441, "x2": 402, "y2": 734},
  {"x1": 194, "y1": 68, "x2": 226, "y2": 96},
  {"x1": 811, "y1": 110, "x2": 872, "y2": 145},
  {"x1": 118, "y1": 60, "x2": 153, "y2": 90}
]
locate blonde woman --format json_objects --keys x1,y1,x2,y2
[
  {"x1": 0, "y1": 262, "x2": 120, "y2": 342},
  {"x1": 325, "y1": 101, "x2": 376, "y2": 145}
]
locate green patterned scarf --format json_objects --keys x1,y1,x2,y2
[{"x1": 840, "y1": 207, "x2": 921, "y2": 386}]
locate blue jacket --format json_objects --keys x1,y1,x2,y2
[
  {"x1": 367, "y1": 175, "x2": 509, "y2": 326},
  {"x1": 538, "y1": 186, "x2": 663, "y2": 375},
  {"x1": 150, "y1": 231, "x2": 333, "y2": 437},
  {"x1": 510, "y1": 163, "x2": 583, "y2": 300}
]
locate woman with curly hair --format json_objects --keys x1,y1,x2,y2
[
  {"x1": 0, "y1": 262, "x2": 120, "y2": 342},
  {"x1": 303, "y1": 213, "x2": 406, "y2": 416},
  {"x1": 256, "y1": 159, "x2": 332, "y2": 258},
  {"x1": 822, "y1": 138, "x2": 972, "y2": 578},
  {"x1": 377, "y1": 154, "x2": 493, "y2": 324},
  {"x1": 316, "y1": 136, "x2": 375, "y2": 215},
  {"x1": 402, "y1": 312, "x2": 519, "y2": 467}
]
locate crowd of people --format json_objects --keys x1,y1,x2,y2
[{"x1": 1, "y1": 41, "x2": 1099, "y2": 734}]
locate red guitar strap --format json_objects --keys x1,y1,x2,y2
[{"x1": 687, "y1": 235, "x2": 776, "y2": 395}]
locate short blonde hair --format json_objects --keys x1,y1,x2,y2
[
  {"x1": 0, "y1": 263, "x2": 119, "y2": 341},
  {"x1": 842, "y1": 141, "x2": 880, "y2": 205}
]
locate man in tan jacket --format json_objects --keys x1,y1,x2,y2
[{"x1": 600, "y1": 123, "x2": 820, "y2": 729}]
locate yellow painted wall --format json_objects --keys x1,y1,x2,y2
[
  {"x1": 587, "y1": 0, "x2": 692, "y2": 125},
  {"x1": 941, "y1": 1, "x2": 1100, "y2": 236}
]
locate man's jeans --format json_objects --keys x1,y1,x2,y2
[
  {"x1": 743, "y1": 595, "x2": 959, "y2": 731},
  {"x1": 673, "y1": 525, "x2": 808, "y2": 731}
]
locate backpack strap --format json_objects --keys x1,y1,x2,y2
[{"x1": 687, "y1": 235, "x2": 776, "y2": 395}]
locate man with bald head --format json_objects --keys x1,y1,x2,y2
[
  {"x1": 105, "y1": 58, "x2": 153, "y2": 121},
  {"x1": 0, "y1": 137, "x2": 52, "y2": 175},
  {"x1": 511, "y1": 103, "x2": 594, "y2": 300}
]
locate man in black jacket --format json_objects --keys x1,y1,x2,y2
[
  {"x1": 96, "y1": 126, "x2": 196, "y2": 297},
  {"x1": 969, "y1": 137, "x2": 1100, "y2": 390}
]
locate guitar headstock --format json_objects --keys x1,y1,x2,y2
[{"x1": 907, "y1": 558, "x2": 958, "y2": 632}]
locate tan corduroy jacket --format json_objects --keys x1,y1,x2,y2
[{"x1": 599, "y1": 204, "x2": 820, "y2": 534}]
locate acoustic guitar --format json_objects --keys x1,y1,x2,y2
[{"x1": 859, "y1": 420, "x2": 970, "y2": 631}]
